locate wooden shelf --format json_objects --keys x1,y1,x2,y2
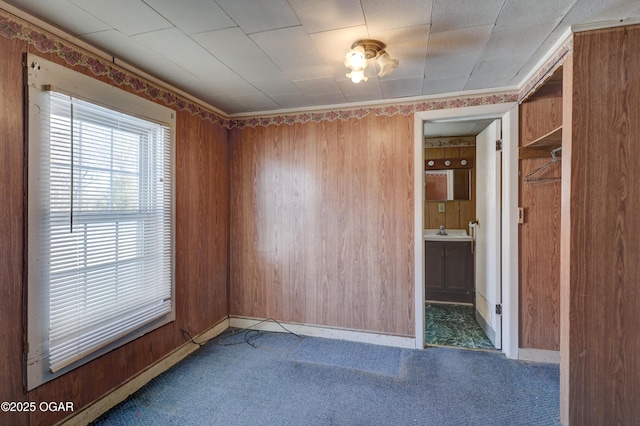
[
  {"x1": 520, "y1": 126, "x2": 562, "y2": 159},
  {"x1": 524, "y1": 125, "x2": 562, "y2": 148}
]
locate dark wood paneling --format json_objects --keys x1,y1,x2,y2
[
  {"x1": 0, "y1": 36, "x2": 229, "y2": 425},
  {"x1": 563, "y1": 25, "x2": 640, "y2": 425},
  {"x1": 0, "y1": 35, "x2": 29, "y2": 426},
  {"x1": 230, "y1": 114, "x2": 414, "y2": 336}
]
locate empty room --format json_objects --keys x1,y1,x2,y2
[{"x1": 1, "y1": 1, "x2": 639, "y2": 425}]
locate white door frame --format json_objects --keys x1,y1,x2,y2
[{"x1": 414, "y1": 102, "x2": 519, "y2": 359}]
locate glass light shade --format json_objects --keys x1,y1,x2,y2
[
  {"x1": 346, "y1": 69, "x2": 368, "y2": 83},
  {"x1": 376, "y1": 52, "x2": 399, "y2": 77},
  {"x1": 344, "y1": 45, "x2": 367, "y2": 71}
]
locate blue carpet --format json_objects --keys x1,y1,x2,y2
[
  {"x1": 92, "y1": 331, "x2": 560, "y2": 426},
  {"x1": 287, "y1": 337, "x2": 404, "y2": 377}
]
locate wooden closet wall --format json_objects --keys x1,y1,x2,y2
[{"x1": 518, "y1": 68, "x2": 564, "y2": 351}]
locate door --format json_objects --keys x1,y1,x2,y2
[{"x1": 474, "y1": 120, "x2": 502, "y2": 349}]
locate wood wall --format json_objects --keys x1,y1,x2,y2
[
  {"x1": 518, "y1": 97, "x2": 563, "y2": 350},
  {"x1": 0, "y1": 35, "x2": 229, "y2": 425},
  {"x1": 424, "y1": 146, "x2": 476, "y2": 230},
  {"x1": 229, "y1": 115, "x2": 415, "y2": 336},
  {"x1": 561, "y1": 25, "x2": 640, "y2": 425}
]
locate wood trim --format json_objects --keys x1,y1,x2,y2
[
  {"x1": 60, "y1": 319, "x2": 230, "y2": 426},
  {"x1": 518, "y1": 348, "x2": 560, "y2": 364},
  {"x1": 229, "y1": 317, "x2": 415, "y2": 349}
]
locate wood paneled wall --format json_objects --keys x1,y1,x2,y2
[
  {"x1": 0, "y1": 35, "x2": 229, "y2": 425},
  {"x1": 424, "y1": 146, "x2": 476, "y2": 230},
  {"x1": 229, "y1": 115, "x2": 414, "y2": 336},
  {"x1": 562, "y1": 25, "x2": 640, "y2": 425},
  {"x1": 518, "y1": 97, "x2": 562, "y2": 351}
]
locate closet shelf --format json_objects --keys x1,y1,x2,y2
[
  {"x1": 523, "y1": 125, "x2": 562, "y2": 148},
  {"x1": 520, "y1": 126, "x2": 562, "y2": 159}
]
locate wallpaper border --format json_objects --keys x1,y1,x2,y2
[{"x1": 2, "y1": 7, "x2": 570, "y2": 129}]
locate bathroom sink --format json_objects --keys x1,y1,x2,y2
[{"x1": 424, "y1": 229, "x2": 473, "y2": 242}]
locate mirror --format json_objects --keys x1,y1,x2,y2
[{"x1": 425, "y1": 169, "x2": 471, "y2": 201}]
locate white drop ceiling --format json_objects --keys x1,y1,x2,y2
[{"x1": 4, "y1": 0, "x2": 640, "y2": 117}]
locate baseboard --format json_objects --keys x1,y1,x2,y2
[
  {"x1": 61, "y1": 317, "x2": 230, "y2": 426},
  {"x1": 229, "y1": 316, "x2": 416, "y2": 349},
  {"x1": 518, "y1": 348, "x2": 560, "y2": 364}
]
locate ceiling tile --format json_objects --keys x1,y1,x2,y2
[
  {"x1": 251, "y1": 26, "x2": 333, "y2": 81},
  {"x1": 307, "y1": 92, "x2": 349, "y2": 106},
  {"x1": 4, "y1": 0, "x2": 111, "y2": 35},
  {"x1": 377, "y1": 56, "x2": 424, "y2": 80},
  {"x1": 432, "y1": 0, "x2": 503, "y2": 17},
  {"x1": 133, "y1": 28, "x2": 237, "y2": 82},
  {"x1": 214, "y1": 0, "x2": 300, "y2": 34},
  {"x1": 494, "y1": 0, "x2": 576, "y2": 32},
  {"x1": 430, "y1": 4, "x2": 500, "y2": 58},
  {"x1": 68, "y1": 0, "x2": 172, "y2": 36},
  {"x1": 232, "y1": 92, "x2": 280, "y2": 110},
  {"x1": 252, "y1": 79, "x2": 302, "y2": 97},
  {"x1": 470, "y1": 55, "x2": 530, "y2": 78},
  {"x1": 213, "y1": 78, "x2": 262, "y2": 97},
  {"x1": 294, "y1": 77, "x2": 342, "y2": 96},
  {"x1": 481, "y1": 27, "x2": 556, "y2": 59},
  {"x1": 380, "y1": 76, "x2": 424, "y2": 98},
  {"x1": 430, "y1": 10, "x2": 500, "y2": 33},
  {"x1": 269, "y1": 93, "x2": 314, "y2": 109},
  {"x1": 289, "y1": 0, "x2": 365, "y2": 34},
  {"x1": 427, "y1": 25, "x2": 494, "y2": 57},
  {"x1": 337, "y1": 78, "x2": 383, "y2": 99},
  {"x1": 464, "y1": 74, "x2": 515, "y2": 91},
  {"x1": 7, "y1": 0, "x2": 640, "y2": 114},
  {"x1": 142, "y1": 0, "x2": 235, "y2": 35},
  {"x1": 424, "y1": 55, "x2": 477, "y2": 80},
  {"x1": 369, "y1": 24, "x2": 430, "y2": 57},
  {"x1": 82, "y1": 29, "x2": 207, "y2": 91},
  {"x1": 361, "y1": 0, "x2": 433, "y2": 32},
  {"x1": 193, "y1": 27, "x2": 286, "y2": 82},
  {"x1": 421, "y1": 76, "x2": 467, "y2": 95},
  {"x1": 560, "y1": 0, "x2": 640, "y2": 24}
]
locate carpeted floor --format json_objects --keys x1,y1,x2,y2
[
  {"x1": 92, "y1": 329, "x2": 560, "y2": 425},
  {"x1": 425, "y1": 303, "x2": 496, "y2": 350}
]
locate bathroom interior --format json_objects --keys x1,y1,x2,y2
[{"x1": 423, "y1": 119, "x2": 495, "y2": 351}]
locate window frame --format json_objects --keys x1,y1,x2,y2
[{"x1": 25, "y1": 54, "x2": 176, "y2": 390}]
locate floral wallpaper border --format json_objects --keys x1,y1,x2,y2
[
  {"x1": 2, "y1": 7, "x2": 567, "y2": 130},
  {"x1": 230, "y1": 92, "x2": 519, "y2": 129},
  {"x1": 0, "y1": 8, "x2": 232, "y2": 129}
]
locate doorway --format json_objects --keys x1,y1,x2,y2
[{"x1": 413, "y1": 103, "x2": 519, "y2": 359}]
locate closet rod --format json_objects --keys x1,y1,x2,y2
[{"x1": 524, "y1": 147, "x2": 562, "y2": 184}]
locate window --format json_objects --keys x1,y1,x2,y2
[{"x1": 26, "y1": 55, "x2": 175, "y2": 389}]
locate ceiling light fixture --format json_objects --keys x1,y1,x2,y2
[{"x1": 344, "y1": 39, "x2": 399, "y2": 84}]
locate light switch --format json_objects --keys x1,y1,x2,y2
[{"x1": 439, "y1": 203, "x2": 445, "y2": 213}]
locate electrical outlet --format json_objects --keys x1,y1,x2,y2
[{"x1": 439, "y1": 203, "x2": 445, "y2": 213}]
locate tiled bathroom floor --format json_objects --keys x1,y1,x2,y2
[{"x1": 425, "y1": 303, "x2": 496, "y2": 350}]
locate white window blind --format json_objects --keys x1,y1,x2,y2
[{"x1": 27, "y1": 55, "x2": 175, "y2": 389}]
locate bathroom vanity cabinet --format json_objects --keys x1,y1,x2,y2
[{"x1": 425, "y1": 241, "x2": 474, "y2": 303}]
